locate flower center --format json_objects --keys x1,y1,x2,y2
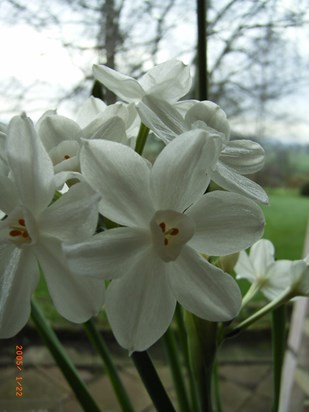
[
  {"x1": 9, "y1": 218, "x2": 32, "y2": 245},
  {"x1": 159, "y1": 222, "x2": 180, "y2": 246},
  {"x1": 49, "y1": 140, "x2": 80, "y2": 172},
  {"x1": 150, "y1": 210, "x2": 195, "y2": 262}
]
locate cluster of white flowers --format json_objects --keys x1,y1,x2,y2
[{"x1": 1, "y1": 59, "x2": 306, "y2": 352}]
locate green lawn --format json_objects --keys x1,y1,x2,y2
[{"x1": 262, "y1": 188, "x2": 309, "y2": 260}]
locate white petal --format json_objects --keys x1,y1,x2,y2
[
  {"x1": 49, "y1": 140, "x2": 80, "y2": 173},
  {"x1": 136, "y1": 96, "x2": 186, "y2": 144},
  {"x1": 87, "y1": 116, "x2": 128, "y2": 144},
  {"x1": 212, "y1": 162, "x2": 269, "y2": 204},
  {"x1": 250, "y1": 239, "x2": 275, "y2": 275},
  {"x1": 290, "y1": 260, "x2": 309, "y2": 296},
  {"x1": 0, "y1": 175, "x2": 18, "y2": 214},
  {"x1": 35, "y1": 237, "x2": 105, "y2": 323},
  {"x1": 263, "y1": 260, "x2": 294, "y2": 300},
  {"x1": 93, "y1": 64, "x2": 145, "y2": 102},
  {"x1": 140, "y1": 60, "x2": 192, "y2": 102},
  {"x1": 184, "y1": 101, "x2": 230, "y2": 138},
  {"x1": 234, "y1": 250, "x2": 258, "y2": 283},
  {"x1": 76, "y1": 97, "x2": 107, "y2": 128},
  {"x1": 38, "y1": 114, "x2": 82, "y2": 151},
  {"x1": 7, "y1": 114, "x2": 55, "y2": 214},
  {"x1": 151, "y1": 130, "x2": 221, "y2": 211},
  {"x1": 0, "y1": 246, "x2": 38, "y2": 338},
  {"x1": 63, "y1": 227, "x2": 150, "y2": 279},
  {"x1": 167, "y1": 246, "x2": 241, "y2": 321},
  {"x1": 187, "y1": 191, "x2": 265, "y2": 256},
  {"x1": 105, "y1": 249, "x2": 176, "y2": 352},
  {"x1": 220, "y1": 140, "x2": 265, "y2": 174},
  {"x1": 54, "y1": 171, "x2": 85, "y2": 188},
  {"x1": 80, "y1": 139, "x2": 154, "y2": 227},
  {"x1": 39, "y1": 183, "x2": 100, "y2": 242}
]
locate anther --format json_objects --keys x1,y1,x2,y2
[
  {"x1": 168, "y1": 228, "x2": 179, "y2": 236},
  {"x1": 18, "y1": 218, "x2": 25, "y2": 226},
  {"x1": 10, "y1": 230, "x2": 22, "y2": 237},
  {"x1": 159, "y1": 222, "x2": 166, "y2": 232}
]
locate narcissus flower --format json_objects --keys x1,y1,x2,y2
[
  {"x1": 0, "y1": 114, "x2": 104, "y2": 338},
  {"x1": 235, "y1": 239, "x2": 293, "y2": 300},
  {"x1": 37, "y1": 97, "x2": 136, "y2": 174},
  {"x1": 137, "y1": 96, "x2": 268, "y2": 204},
  {"x1": 64, "y1": 130, "x2": 265, "y2": 352},
  {"x1": 93, "y1": 59, "x2": 192, "y2": 104}
]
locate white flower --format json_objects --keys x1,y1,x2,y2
[
  {"x1": 137, "y1": 96, "x2": 268, "y2": 204},
  {"x1": 0, "y1": 114, "x2": 104, "y2": 338},
  {"x1": 235, "y1": 239, "x2": 293, "y2": 300},
  {"x1": 64, "y1": 130, "x2": 265, "y2": 352},
  {"x1": 37, "y1": 97, "x2": 137, "y2": 174},
  {"x1": 92, "y1": 59, "x2": 192, "y2": 104}
]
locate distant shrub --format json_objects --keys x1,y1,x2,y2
[{"x1": 300, "y1": 182, "x2": 309, "y2": 196}]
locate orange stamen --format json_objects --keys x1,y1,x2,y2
[
  {"x1": 18, "y1": 218, "x2": 25, "y2": 226},
  {"x1": 159, "y1": 222, "x2": 166, "y2": 232},
  {"x1": 10, "y1": 229, "x2": 22, "y2": 237},
  {"x1": 22, "y1": 231, "x2": 29, "y2": 238}
]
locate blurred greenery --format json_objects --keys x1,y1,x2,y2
[{"x1": 262, "y1": 188, "x2": 309, "y2": 260}]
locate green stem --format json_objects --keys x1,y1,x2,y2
[
  {"x1": 226, "y1": 288, "x2": 293, "y2": 337},
  {"x1": 271, "y1": 305, "x2": 287, "y2": 412},
  {"x1": 83, "y1": 319, "x2": 135, "y2": 412},
  {"x1": 175, "y1": 306, "x2": 200, "y2": 412},
  {"x1": 212, "y1": 359, "x2": 223, "y2": 412},
  {"x1": 185, "y1": 313, "x2": 218, "y2": 412},
  {"x1": 134, "y1": 123, "x2": 149, "y2": 155},
  {"x1": 30, "y1": 300, "x2": 101, "y2": 412},
  {"x1": 240, "y1": 282, "x2": 261, "y2": 310},
  {"x1": 131, "y1": 351, "x2": 176, "y2": 412},
  {"x1": 164, "y1": 328, "x2": 191, "y2": 412}
]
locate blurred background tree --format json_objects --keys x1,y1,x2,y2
[{"x1": 1, "y1": 0, "x2": 308, "y2": 131}]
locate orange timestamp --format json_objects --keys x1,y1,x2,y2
[{"x1": 15, "y1": 345, "x2": 23, "y2": 397}]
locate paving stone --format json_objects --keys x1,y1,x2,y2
[
  {"x1": 236, "y1": 392, "x2": 272, "y2": 412},
  {"x1": 253, "y1": 367, "x2": 273, "y2": 399},
  {"x1": 219, "y1": 364, "x2": 271, "y2": 389},
  {"x1": 0, "y1": 367, "x2": 69, "y2": 411},
  {"x1": 219, "y1": 380, "x2": 252, "y2": 412},
  {"x1": 64, "y1": 366, "x2": 158, "y2": 412}
]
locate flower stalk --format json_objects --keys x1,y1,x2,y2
[
  {"x1": 30, "y1": 300, "x2": 101, "y2": 412},
  {"x1": 164, "y1": 327, "x2": 191, "y2": 412},
  {"x1": 83, "y1": 318, "x2": 135, "y2": 412},
  {"x1": 134, "y1": 122, "x2": 149, "y2": 155},
  {"x1": 131, "y1": 351, "x2": 176, "y2": 412},
  {"x1": 185, "y1": 312, "x2": 219, "y2": 412},
  {"x1": 226, "y1": 288, "x2": 293, "y2": 338},
  {"x1": 271, "y1": 305, "x2": 287, "y2": 412}
]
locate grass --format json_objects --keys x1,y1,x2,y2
[{"x1": 262, "y1": 188, "x2": 309, "y2": 260}]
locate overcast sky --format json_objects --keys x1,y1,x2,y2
[{"x1": 0, "y1": 1, "x2": 308, "y2": 144}]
